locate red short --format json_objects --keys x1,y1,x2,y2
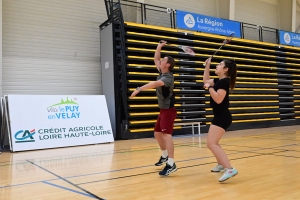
[{"x1": 154, "y1": 108, "x2": 177, "y2": 134}]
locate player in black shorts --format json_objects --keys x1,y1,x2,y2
[{"x1": 203, "y1": 57, "x2": 238, "y2": 182}]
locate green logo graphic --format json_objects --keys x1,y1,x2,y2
[{"x1": 48, "y1": 97, "x2": 78, "y2": 108}]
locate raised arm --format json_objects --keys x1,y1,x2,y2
[
  {"x1": 203, "y1": 57, "x2": 214, "y2": 86},
  {"x1": 154, "y1": 40, "x2": 167, "y2": 72}
]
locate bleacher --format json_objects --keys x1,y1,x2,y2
[
  {"x1": 124, "y1": 22, "x2": 300, "y2": 136},
  {"x1": 100, "y1": 0, "x2": 300, "y2": 139}
]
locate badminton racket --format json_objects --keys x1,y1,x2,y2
[
  {"x1": 203, "y1": 33, "x2": 234, "y2": 66},
  {"x1": 160, "y1": 40, "x2": 195, "y2": 56}
]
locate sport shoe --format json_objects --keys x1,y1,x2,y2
[
  {"x1": 211, "y1": 164, "x2": 224, "y2": 172},
  {"x1": 155, "y1": 156, "x2": 168, "y2": 166},
  {"x1": 219, "y1": 168, "x2": 238, "y2": 182},
  {"x1": 159, "y1": 163, "x2": 177, "y2": 176}
]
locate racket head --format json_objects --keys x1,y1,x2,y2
[
  {"x1": 222, "y1": 33, "x2": 235, "y2": 45},
  {"x1": 181, "y1": 46, "x2": 195, "y2": 56},
  {"x1": 202, "y1": 33, "x2": 235, "y2": 66},
  {"x1": 160, "y1": 40, "x2": 195, "y2": 56}
]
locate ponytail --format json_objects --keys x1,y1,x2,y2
[{"x1": 223, "y1": 60, "x2": 237, "y2": 90}]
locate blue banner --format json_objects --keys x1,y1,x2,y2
[
  {"x1": 176, "y1": 10, "x2": 241, "y2": 38},
  {"x1": 279, "y1": 30, "x2": 300, "y2": 47}
]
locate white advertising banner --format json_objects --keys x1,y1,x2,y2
[{"x1": 7, "y1": 95, "x2": 114, "y2": 152}]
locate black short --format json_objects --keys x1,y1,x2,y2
[{"x1": 211, "y1": 109, "x2": 232, "y2": 130}]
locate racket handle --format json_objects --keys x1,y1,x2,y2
[{"x1": 203, "y1": 56, "x2": 213, "y2": 66}]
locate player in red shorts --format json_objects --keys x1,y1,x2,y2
[{"x1": 130, "y1": 40, "x2": 177, "y2": 176}]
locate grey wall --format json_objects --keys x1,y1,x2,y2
[
  {"x1": 100, "y1": 23, "x2": 116, "y2": 138},
  {"x1": 278, "y1": 0, "x2": 293, "y2": 31}
]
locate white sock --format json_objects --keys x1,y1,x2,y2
[
  {"x1": 167, "y1": 158, "x2": 174, "y2": 166},
  {"x1": 162, "y1": 150, "x2": 168, "y2": 158}
]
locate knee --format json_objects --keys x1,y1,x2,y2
[
  {"x1": 162, "y1": 133, "x2": 172, "y2": 140},
  {"x1": 206, "y1": 142, "x2": 211, "y2": 149},
  {"x1": 206, "y1": 141, "x2": 216, "y2": 150}
]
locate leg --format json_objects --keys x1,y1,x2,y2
[
  {"x1": 154, "y1": 114, "x2": 166, "y2": 150},
  {"x1": 206, "y1": 125, "x2": 231, "y2": 168},
  {"x1": 159, "y1": 108, "x2": 177, "y2": 160},
  {"x1": 208, "y1": 114, "x2": 238, "y2": 182},
  {"x1": 163, "y1": 134, "x2": 174, "y2": 158},
  {"x1": 154, "y1": 113, "x2": 168, "y2": 166},
  {"x1": 159, "y1": 132, "x2": 177, "y2": 176},
  {"x1": 158, "y1": 108, "x2": 178, "y2": 176},
  {"x1": 154, "y1": 132, "x2": 166, "y2": 150}
]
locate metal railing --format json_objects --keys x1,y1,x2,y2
[
  {"x1": 241, "y1": 23, "x2": 278, "y2": 43},
  {"x1": 143, "y1": 4, "x2": 174, "y2": 28},
  {"x1": 117, "y1": 0, "x2": 284, "y2": 43},
  {"x1": 241, "y1": 23, "x2": 261, "y2": 41},
  {"x1": 120, "y1": 0, "x2": 144, "y2": 24},
  {"x1": 261, "y1": 26, "x2": 278, "y2": 44}
]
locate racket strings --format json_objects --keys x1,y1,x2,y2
[{"x1": 182, "y1": 46, "x2": 195, "y2": 56}]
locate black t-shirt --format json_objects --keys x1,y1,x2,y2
[{"x1": 210, "y1": 78, "x2": 230, "y2": 111}]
